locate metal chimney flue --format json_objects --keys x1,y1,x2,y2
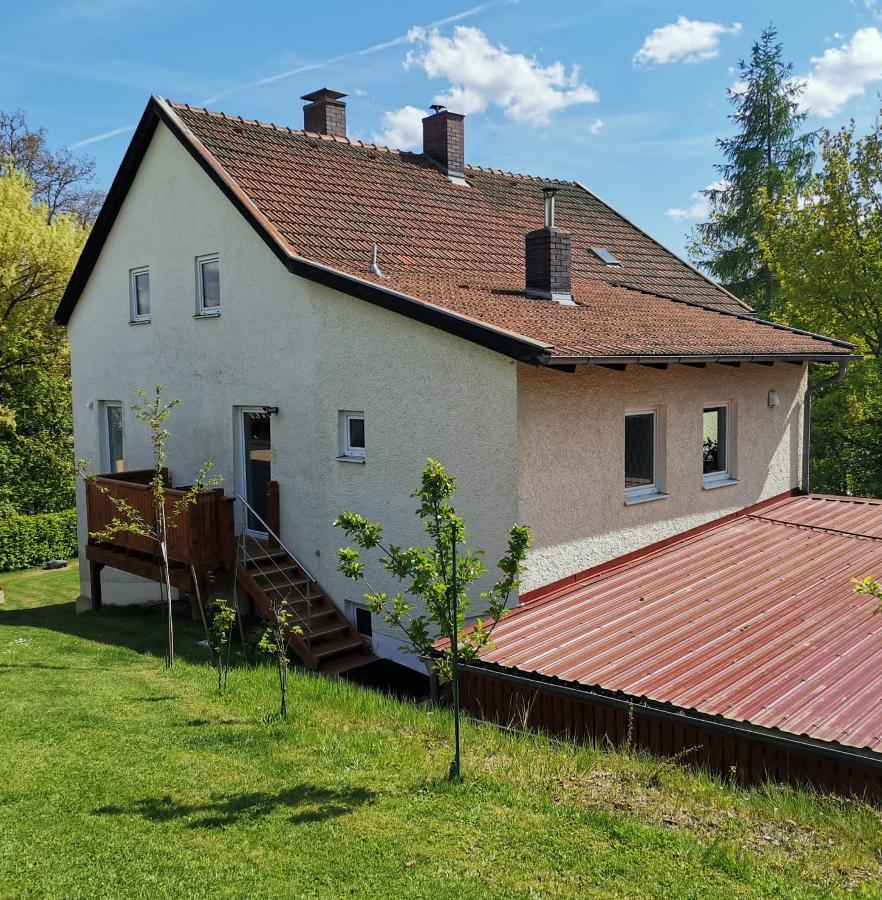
[{"x1": 543, "y1": 187, "x2": 557, "y2": 228}]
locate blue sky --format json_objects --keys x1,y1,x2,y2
[{"x1": 4, "y1": 0, "x2": 882, "y2": 257}]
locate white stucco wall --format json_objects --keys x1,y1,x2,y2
[
  {"x1": 67, "y1": 121, "x2": 519, "y2": 667},
  {"x1": 517, "y1": 362, "x2": 806, "y2": 590}
]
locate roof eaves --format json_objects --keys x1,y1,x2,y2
[{"x1": 607, "y1": 280, "x2": 856, "y2": 352}]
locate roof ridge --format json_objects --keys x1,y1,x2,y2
[{"x1": 168, "y1": 100, "x2": 423, "y2": 157}]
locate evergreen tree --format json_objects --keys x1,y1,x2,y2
[{"x1": 689, "y1": 26, "x2": 813, "y2": 317}]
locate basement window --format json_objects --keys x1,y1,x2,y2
[
  {"x1": 195, "y1": 254, "x2": 221, "y2": 316},
  {"x1": 129, "y1": 267, "x2": 150, "y2": 323},
  {"x1": 589, "y1": 247, "x2": 621, "y2": 267},
  {"x1": 339, "y1": 411, "x2": 366, "y2": 462}
]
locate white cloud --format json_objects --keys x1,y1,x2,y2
[
  {"x1": 589, "y1": 118, "x2": 604, "y2": 135},
  {"x1": 374, "y1": 25, "x2": 599, "y2": 148},
  {"x1": 373, "y1": 105, "x2": 426, "y2": 149},
  {"x1": 797, "y1": 27, "x2": 882, "y2": 117},
  {"x1": 634, "y1": 16, "x2": 742, "y2": 67},
  {"x1": 665, "y1": 180, "x2": 728, "y2": 221}
]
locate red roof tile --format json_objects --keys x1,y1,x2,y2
[
  {"x1": 167, "y1": 103, "x2": 853, "y2": 362},
  {"x1": 473, "y1": 494, "x2": 882, "y2": 753}
]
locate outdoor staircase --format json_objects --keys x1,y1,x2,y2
[{"x1": 236, "y1": 530, "x2": 379, "y2": 677}]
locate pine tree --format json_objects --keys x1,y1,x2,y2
[{"x1": 689, "y1": 26, "x2": 813, "y2": 317}]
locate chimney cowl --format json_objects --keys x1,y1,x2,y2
[
  {"x1": 422, "y1": 108, "x2": 466, "y2": 183},
  {"x1": 301, "y1": 88, "x2": 347, "y2": 137}
]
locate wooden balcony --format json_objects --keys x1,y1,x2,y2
[{"x1": 84, "y1": 468, "x2": 236, "y2": 613}]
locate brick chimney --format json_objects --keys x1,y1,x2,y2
[
  {"x1": 301, "y1": 88, "x2": 347, "y2": 137},
  {"x1": 422, "y1": 106, "x2": 465, "y2": 181},
  {"x1": 525, "y1": 187, "x2": 574, "y2": 304}
]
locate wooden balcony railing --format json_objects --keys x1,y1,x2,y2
[{"x1": 85, "y1": 469, "x2": 236, "y2": 570}]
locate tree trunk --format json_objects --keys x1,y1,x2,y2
[{"x1": 158, "y1": 507, "x2": 174, "y2": 668}]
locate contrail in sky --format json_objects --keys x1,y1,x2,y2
[{"x1": 69, "y1": 0, "x2": 516, "y2": 149}]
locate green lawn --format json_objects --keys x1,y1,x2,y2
[{"x1": 1, "y1": 567, "x2": 881, "y2": 899}]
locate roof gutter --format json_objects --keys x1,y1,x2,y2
[
  {"x1": 802, "y1": 359, "x2": 850, "y2": 493},
  {"x1": 550, "y1": 353, "x2": 859, "y2": 366},
  {"x1": 455, "y1": 658, "x2": 882, "y2": 772}
]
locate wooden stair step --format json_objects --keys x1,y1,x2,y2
[
  {"x1": 256, "y1": 571, "x2": 308, "y2": 591},
  {"x1": 249, "y1": 560, "x2": 301, "y2": 578},
  {"x1": 307, "y1": 620, "x2": 351, "y2": 641},
  {"x1": 312, "y1": 634, "x2": 366, "y2": 660},
  {"x1": 321, "y1": 652, "x2": 381, "y2": 676}
]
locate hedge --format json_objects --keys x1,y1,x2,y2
[{"x1": 0, "y1": 508, "x2": 78, "y2": 572}]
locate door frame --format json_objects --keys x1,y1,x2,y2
[{"x1": 236, "y1": 406, "x2": 271, "y2": 539}]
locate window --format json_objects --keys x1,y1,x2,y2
[
  {"x1": 589, "y1": 247, "x2": 622, "y2": 267},
  {"x1": 340, "y1": 412, "x2": 366, "y2": 460},
  {"x1": 99, "y1": 401, "x2": 125, "y2": 473},
  {"x1": 355, "y1": 606, "x2": 373, "y2": 637},
  {"x1": 703, "y1": 404, "x2": 732, "y2": 485},
  {"x1": 625, "y1": 410, "x2": 658, "y2": 500},
  {"x1": 129, "y1": 267, "x2": 150, "y2": 322},
  {"x1": 196, "y1": 254, "x2": 220, "y2": 315}
]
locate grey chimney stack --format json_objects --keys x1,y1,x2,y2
[
  {"x1": 301, "y1": 88, "x2": 347, "y2": 137},
  {"x1": 422, "y1": 106, "x2": 465, "y2": 181},
  {"x1": 525, "y1": 187, "x2": 574, "y2": 304}
]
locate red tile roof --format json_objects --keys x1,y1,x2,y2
[
  {"x1": 473, "y1": 493, "x2": 882, "y2": 754},
  {"x1": 166, "y1": 102, "x2": 853, "y2": 363}
]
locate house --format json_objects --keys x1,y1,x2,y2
[{"x1": 56, "y1": 89, "x2": 853, "y2": 682}]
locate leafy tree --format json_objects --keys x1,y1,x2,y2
[
  {"x1": 689, "y1": 26, "x2": 813, "y2": 316},
  {"x1": 335, "y1": 458, "x2": 531, "y2": 779},
  {"x1": 763, "y1": 117, "x2": 882, "y2": 494},
  {"x1": 853, "y1": 576, "x2": 882, "y2": 614},
  {"x1": 80, "y1": 387, "x2": 220, "y2": 668},
  {"x1": 0, "y1": 168, "x2": 85, "y2": 514},
  {"x1": 0, "y1": 109, "x2": 103, "y2": 224}
]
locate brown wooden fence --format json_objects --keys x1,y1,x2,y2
[{"x1": 457, "y1": 664, "x2": 882, "y2": 801}]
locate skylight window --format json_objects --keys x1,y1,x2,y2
[{"x1": 590, "y1": 247, "x2": 622, "y2": 267}]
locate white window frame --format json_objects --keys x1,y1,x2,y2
[
  {"x1": 339, "y1": 411, "x2": 366, "y2": 461},
  {"x1": 624, "y1": 408, "x2": 660, "y2": 502},
  {"x1": 129, "y1": 266, "x2": 150, "y2": 323},
  {"x1": 702, "y1": 402, "x2": 734, "y2": 487},
  {"x1": 98, "y1": 400, "x2": 124, "y2": 473},
  {"x1": 195, "y1": 253, "x2": 220, "y2": 316}
]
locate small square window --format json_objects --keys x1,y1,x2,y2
[
  {"x1": 340, "y1": 412, "x2": 366, "y2": 460},
  {"x1": 129, "y1": 267, "x2": 150, "y2": 322},
  {"x1": 625, "y1": 410, "x2": 658, "y2": 498},
  {"x1": 355, "y1": 606, "x2": 372, "y2": 637},
  {"x1": 196, "y1": 254, "x2": 220, "y2": 315},
  {"x1": 703, "y1": 404, "x2": 731, "y2": 483}
]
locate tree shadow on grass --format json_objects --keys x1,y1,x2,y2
[
  {"x1": 95, "y1": 783, "x2": 374, "y2": 828},
  {"x1": 0, "y1": 601, "x2": 212, "y2": 665}
]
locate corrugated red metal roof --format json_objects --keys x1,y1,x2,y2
[{"x1": 477, "y1": 494, "x2": 882, "y2": 753}]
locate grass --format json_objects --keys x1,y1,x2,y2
[{"x1": 1, "y1": 567, "x2": 881, "y2": 899}]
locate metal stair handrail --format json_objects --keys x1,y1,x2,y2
[
  {"x1": 236, "y1": 494, "x2": 319, "y2": 584},
  {"x1": 236, "y1": 494, "x2": 317, "y2": 634}
]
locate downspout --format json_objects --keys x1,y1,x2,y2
[{"x1": 801, "y1": 360, "x2": 849, "y2": 493}]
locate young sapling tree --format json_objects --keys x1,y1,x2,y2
[
  {"x1": 258, "y1": 595, "x2": 302, "y2": 718},
  {"x1": 208, "y1": 597, "x2": 236, "y2": 693},
  {"x1": 80, "y1": 386, "x2": 220, "y2": 667},
  {"x1": 334, "y1": 458, "x2": 531, "y2": 779}
]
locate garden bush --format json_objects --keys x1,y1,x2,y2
[{"x1": 0, "y1": 508, "x2": 77, "y2": 571}]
